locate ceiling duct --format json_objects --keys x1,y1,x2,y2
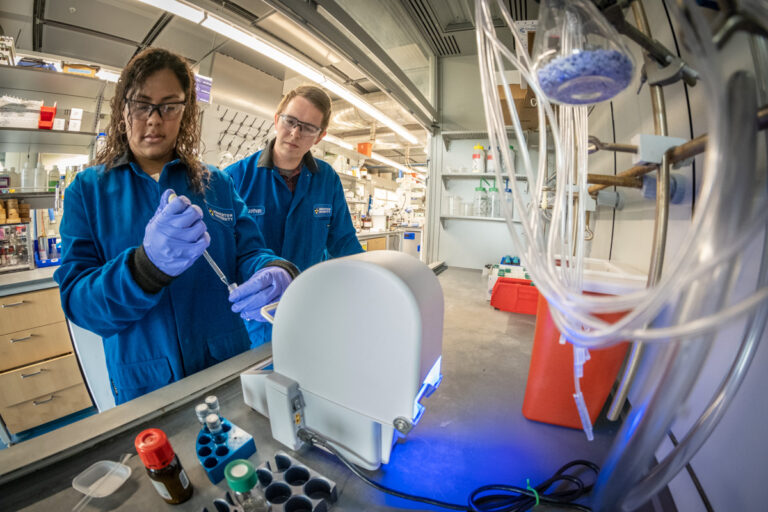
[{"x1": 401, "y1": 0, "x2": 461, "y2": 56}]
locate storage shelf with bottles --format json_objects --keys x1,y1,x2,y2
[
  {"x1": 0, "y1": 63, "x2": 111, "y2": 156},
  {"x1": 0, "y1": 126, "x2": 96, "y2": 154}
]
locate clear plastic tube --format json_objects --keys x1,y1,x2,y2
[{"x1": 476, "y1": 0, "x2": 768, "y2": 350}]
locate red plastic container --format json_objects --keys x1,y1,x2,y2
[
  {"x1": 39, "y1": 103, "x2": 57, "y2": 130},
  {"x1": 522, "y1": 293, "x2": 629, "y2": 429},
  {"x1": 490, "y1": 277, "x2": 540, "y2": 315}
]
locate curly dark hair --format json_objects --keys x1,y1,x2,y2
[{"x1": 94, "y1": 47, "x2": 209, "y2": 193}]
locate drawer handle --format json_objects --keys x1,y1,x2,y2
[
  {"x1": 10, "y1": 334, "x2": 34, "y2": 343},
  {"x1": 21, "y1": 368, "x2": 46, "y2": 379},
  {"x1": 33, "y1": 395, "x2": 55, "y2": 405},
  {"x1": 1, "y1": 301, "x2": 26, "y2": 308}
]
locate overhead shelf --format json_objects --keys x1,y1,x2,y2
[
  {"x1": 0, "y1": 65, "x2": 113, "y2": 100},
  {"x1": 441, "y1": 129, "x2": 547, "y2": 150},
  {"x1": 0, "y1": 191, "x2": 56, "y2": 209},
  {"x1": 440, "y1": 215, "x2": 521, "y2": 228},
  {"x1": 0, "y1": 127, "x2": 95, "y2": 154},
  {"x1": 442, "y1": 172, "x2": 527, "y2": 182}
]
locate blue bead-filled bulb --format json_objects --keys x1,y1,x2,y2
[{"x1": 537, "y1": 49, "x2": 634, "y2": 105}]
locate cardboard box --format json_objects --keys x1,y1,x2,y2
[
  {"x1": 498, "y1": 84, "x2": 539, "y2": 130},
  {"x1": 365, "y1": 237, "x2": 387, "y2": 251}
]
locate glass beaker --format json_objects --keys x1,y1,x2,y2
[
  {"x1": 532, "y1": 0, "x2": 635, "y2": 105},
  {"x1": 473, "y1": 186, "x2": 488, "y2": 217}
]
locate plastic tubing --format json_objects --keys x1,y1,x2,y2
[
  {"x1": 625, "y1": 142, "x2": 767, "y2": 511},
  {"x1": 476, "y1": 1, "x2": 759, "y2": 347},
  {"x1": 479, "y1": 0, "x2": 768, "y2": 350},
  {"x1": 593, "y1": 66, "x2": 762, "y2": 511}
]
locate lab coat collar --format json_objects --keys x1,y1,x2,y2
[
  {"x1": 108, "y1": 151, "x2": 184, "y2": 175},
  {"x1": 258, "y1": 138, "x2": 319, "y2": 174}
]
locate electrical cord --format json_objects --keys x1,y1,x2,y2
[{"x1": 297, "y1": 427, "x2": 599, "y2": 511}]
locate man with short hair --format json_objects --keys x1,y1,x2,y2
[{"x1": 226, "y1": 85, "x2": 363, "y2": 347}]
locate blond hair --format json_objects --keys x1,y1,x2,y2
[{"x1": 276, "y1": 85, "x2": 332, "y2": 131}]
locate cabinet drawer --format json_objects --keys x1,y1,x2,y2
[
  {"x1": 0, "y1": 288, "x2": 66, "y2": 335},
  {"x1": 0, "y1": 383, "x2": 92, "y2": 434},
  {"x1": 0, "y1": 321, "x2": 72, "y2": 372},
  {"x1": 0, "y1": 353, "x2": 83, "y2": 408}
]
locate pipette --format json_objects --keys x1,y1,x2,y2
[{"x1": 167, "y1": 193, "x2": 237, "y2": 293}]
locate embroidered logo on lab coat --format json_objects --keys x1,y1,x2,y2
[
  {"x1": 205, "y1": 201, "x2": 235, "y2": 225},
  {"x1": 313, "y1": 204, "x2": 332, "y2": 218},
  {"x1": 248, "y1": 205, "x2": 265, "y2": 216}
]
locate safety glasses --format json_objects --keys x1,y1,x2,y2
[{"x1": 125, "y1": 98, "x2": 186, "y2": 121}]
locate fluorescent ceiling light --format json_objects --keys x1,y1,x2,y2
[
  {"x1": 136, "y1": 0, "x2": 205, "y2": 23},
  {"x1": 323, "y1": 134, "x2": 354, "y2": 151},
  {"x1": 201, "y1": 16, "x2": 325, "y2": 83},
  {"x1": 322, "y1": 81, "x2": 418, "y2": 145}
]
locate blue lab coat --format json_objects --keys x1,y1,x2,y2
[
  {"x1": 225, "y1": 139, "x2": 363, "y2": 346},
  {"x1": 55, "y1": 155, "x2": 285, "y2": 404}
]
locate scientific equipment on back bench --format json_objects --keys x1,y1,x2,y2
[
  {"x1": 241, "y1": 250, "x2": 444, "y2": 470},
  {"x1": 533, "y1": 0, "x2": 635, "y2": 104}
]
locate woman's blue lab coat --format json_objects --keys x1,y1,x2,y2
[
  {"x1": 55, "y1": 155, "x2": 285, "y2": 404},
  {"x1": 225, "y1": 140, "x2": 363, "y2": 347}
]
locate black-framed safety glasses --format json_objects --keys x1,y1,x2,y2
[{"x1": 125, "y1": 97, "x2": 186, "y2": 121}]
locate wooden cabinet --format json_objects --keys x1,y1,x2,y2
[{"x1": 0, "y1": 287, "x2": 91, "y2": 434}]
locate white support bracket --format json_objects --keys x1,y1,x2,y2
[{"x1": 631, "y1": 134, "x2": 688, "y2": 165}]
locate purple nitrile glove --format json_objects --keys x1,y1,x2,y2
[
  {"x1": 229, "y1": 266, "x2": 293, "y2": 322},
  {"x1": 143, "y1": 189, "x2": 211, "y2": 276}
]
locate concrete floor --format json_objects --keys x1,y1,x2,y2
[{"x1": 2, "y1": 267, "x2": 672, "y2": 511}]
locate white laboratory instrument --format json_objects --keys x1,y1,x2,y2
[{"x1": 241, "y1": 250, "x2": 444, "y2": 470}]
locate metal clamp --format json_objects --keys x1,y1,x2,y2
[
  {"x1": 1, "y1": 301, "x2": 25, "y2": 308},
  {"x1": 33, "y1": 395, "x2": 55, "y2": 405},
  {"x1": 21, "y1": 368, "x2": 46, "y2": 378},
  {"x1": 10, "y1": 334, "x2": 34, "y2": 343}
]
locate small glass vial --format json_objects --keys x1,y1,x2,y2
[
  {"x1": 225, "y1": 459, "x2": 269, "y2": 512},
  {"x1": 135, "y1": 428, "x2": 193, "y2": 504},
  {"x1": 205, "y1": 395, "x2": 220, "y2": 417},
  {"x1": 206, "y1": 413, "x2": 227, "y2": 444},
  {"x1": 471, "y1": 145, "x2": 486, "y2": 173},
  {"x1": 473, "y1": 186, "x2": 488, "y2": 217},
  {"x1": 195, "y1": 403, "x2": 210, "y2": 429}
]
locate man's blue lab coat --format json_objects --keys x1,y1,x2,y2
[
  {"x1": 55, "y1": 155, "x2": 289, "y2": 404},
  {"x1": 225, "y1": 139, "x2": 363, "y2": 346}
]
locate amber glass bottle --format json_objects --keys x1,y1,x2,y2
[{"x1": 135, "y1": 428, "x2": 193, "y2": 504}]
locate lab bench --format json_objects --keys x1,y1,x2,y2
[{"x1": 0, "y1": 347, "x2": 386, "y2": 511}]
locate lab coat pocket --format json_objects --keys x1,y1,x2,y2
[
  {"x1": 206, "y1": 329, "x2": 249, "y2": 363},
  {"x1": 112, "y1": 357, "x2": 173, "y2": 401}
]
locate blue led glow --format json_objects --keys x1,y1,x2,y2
[{"x1": 412, "y1": 356, "x2": 443, "y2": 424}]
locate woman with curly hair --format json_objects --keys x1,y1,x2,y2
[{"x1": 55, "y1": 47, "x2": 298, "y2": 405}]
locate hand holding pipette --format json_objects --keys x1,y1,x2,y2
[{"x1": 143, "y1": 189, "x2": 210, "y2": 276}]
